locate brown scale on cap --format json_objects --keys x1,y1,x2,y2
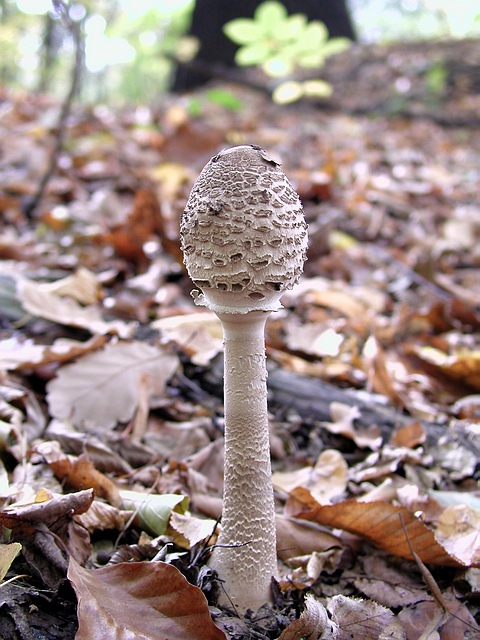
[{"x1": 180, "y1": 145, "x2": 308, "y2": 313}]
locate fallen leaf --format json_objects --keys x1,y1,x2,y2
[
  {"x1": 0, "y1": 542, "x2": 22, "y2": 581},
  {"x1": 275, "y1": 514, "x2": 342, "y2": 562},
  {"x1": 17, "y1": 277, "x2": 134, "y2": 338},
  {"x1": 38, "y1": 267, "x2": 103, "y2": 305},
  {"x1": 321, "y1": 402, "x2": 383, "y2": 450},
  {"x1": 327, "y1": 594, "x2": 394, "y2": 640},
  {"x1": 169, "y1": 511, "x2": 217, "y2": 548},
  {"x1": 278, "y1": 594, "x2": 333, "y2": 640},
  {"x1": 354, "y1": 555, "x2": 433, "y2": 607},
  {"x1": 153, "y1": 312, "x2": 223, "y2": 366},
  {"x1": 398, "y1": 597, "x2": 479, "y2": 640},
  {"x1": 286, "y1": 324, "x2": 345, "y2": 358},
  {"x1": 273, "y1": 449, "x2": 347, "y2": 504},
  {"x1": 120, "y1": 490, "x2": 188, "y2": 536},
  {"x1": 68, "y1": 557, "x2": 226, "y2": 640},
  {"x1": 36, "y1": 441, "x2": 121, "y2": 507},
  {"x1": 412, "y1": 346, "x2": 480, "y2": 390},
  {"x1": 435, "y1": 505, "x2": 480, "y2": 565},
  {"x1": 46, "y1": 341, "x2": 179, "y2": 429},
  {"x1": 390, "y1": 420, "x2": 426, "y2": 448},
  {"x1": 286, "y1": 488, "x2": 469, "y2": 567}
]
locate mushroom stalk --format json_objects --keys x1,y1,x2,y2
[
  {"x1": 213, "y1": 311, "x2": 277, "y2": 612},
  {"x1": 180, "y1": 145, "x2": 308, "y2": 613}
]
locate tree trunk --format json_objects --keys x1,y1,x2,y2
[{"x1": 173, "y1": 0, "x2": 356, "y2": 91}]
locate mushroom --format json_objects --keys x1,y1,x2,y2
[{"x1": 180, "y1": 145, "x2": 308, "y2": 613}]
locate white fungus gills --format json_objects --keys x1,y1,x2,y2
[{"x1": 180, "y1": 145, "x2": 308, "y2": 613}]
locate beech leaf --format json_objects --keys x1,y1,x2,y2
[
  {"x1": 68, "y1": 558, "x2": 226, "y2": 640},
  {"x1": 17, "y1": 277, "x2": 134, "y2": 338},
  {"x1": 46, "y1": 341, "x2": 179, "y2": 429},
  {"x1": 286, "y1": 488, "x2": 471, "y2": 567}
]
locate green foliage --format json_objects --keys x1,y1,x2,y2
[
  {"x1": 223, "y1": 0, "x2": 350, "y2": 104},
  {"x1": 224, "y1": 0, "x2": 350, "y2": 78},
  {"x1": 187, "y1": 87, "x2": 244, "y2": 117}
]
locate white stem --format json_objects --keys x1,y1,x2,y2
[{"x1": 210, "y1": 311, "x2": 278, "y2": 613}]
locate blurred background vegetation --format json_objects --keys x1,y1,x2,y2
[{"x1": 1, "y1": 0, "x2": 479, "y2": 104}]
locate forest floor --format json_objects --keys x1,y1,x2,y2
[{"x1": 0, "y1": 51, "x2": 480, "y2": 640}]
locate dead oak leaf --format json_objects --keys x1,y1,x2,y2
[{"x1": 68, "y1": 557, "x2": 226, "y2": 640}]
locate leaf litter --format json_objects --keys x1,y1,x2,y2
[{"x1": 0, "y1": 80, "x2": 479, "y2": 640}]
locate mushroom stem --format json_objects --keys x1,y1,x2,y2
[
  {"x1": 180, "y1": 144, "x2": 308, "y2": 615},
  {"x1": 211, "y1": 311, "x2": 277, "y2": 612}
]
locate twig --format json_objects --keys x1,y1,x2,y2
[{"x1": 23, "y1": 0, "x2": 84, "y2": 218}]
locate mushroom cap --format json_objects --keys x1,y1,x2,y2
[{"x1": 181, "y1": 145, "x2": 308, "y2": 314}]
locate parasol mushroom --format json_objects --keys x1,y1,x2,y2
[{"x1": 180, "y1": 145, "x2": 308, "y2": 613}]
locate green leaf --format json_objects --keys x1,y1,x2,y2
[
  {"x1": 235, "y1": 41, "x2": 272, "y2": 66},
  {"x1": 297, "y1": 51, "x2": 325, "y2": 68},
  {"x1": 300, "y1": 21, "x2": 329, "y2": 49},
  {"x1": 205, "y1": 88, "x2": 244, "y2": 111},
  {"x1": 223, "y1": 18, "x2": 263, "y2": 45},
  {"x1": 120, "y1": 490, "x2": 188, "y2": 536},
  {"x1": 320, "y1": 37, "x2": 352, "y2": 59},
  {"x1": 255, "y1": 1, "x2": 288, "y2": 27},
  {"x1": 276, "y1": 13, "x2": 306, "y2": 41}
]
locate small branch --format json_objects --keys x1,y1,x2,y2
[{"x1": 24, "y1": 0, "x2": 84, "y2": 218}]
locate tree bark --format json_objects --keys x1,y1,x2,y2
[{"x1": 173, "y1": 0, "x2": 356, "y2": 91}]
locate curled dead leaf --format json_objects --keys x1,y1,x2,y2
[
  {"x1": 68, "y1": 557, "x2": 226, "y2": 640},
  {"x1": 286, "y1": 488, "x2": 472, "y2": 567}
]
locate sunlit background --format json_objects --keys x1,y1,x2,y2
[{"x1": 5, "y1": 0, "x2": 480, "y2": 103}]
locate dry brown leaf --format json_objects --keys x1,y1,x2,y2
[
  {"x1": 273, "y1": 449, "x2": 347, "y2": 504},
  {"x1": 1, "y1": 488, "x2": 94, "y2": 526},
  {"x1": 398, "y1": 597, "x2": 479, "y2": 640},
  {"x1": 276, "y1": 514, "x2": 342, "y2": 562},
  {"x1": 321, "y1": 402, "x2": 382, "y2": 450},
  {"x1": 75, "y1": 499, "x2": 129, "y2": 533},
  {"x1": 46, "y1": 341, "x2": 179, "y2": 429},
  {"x1": 168, "y1": 511, "x2": 217, "y2": 549},
  {"x1": 327, "y1": 594, "x2": 394, "y2": 640},
  {"x1": 17, "y1": 277, "x2": 134, "y2": 338},
  {"x1": 153, "y1": 312, "x2": 223, "y2": 366},
  {"x1": 38, "y1": 267, "x2": 103, "y2": 305},
  {"x1": 3, "y1": 335, "x2": 108, "y2": 372},
  {"x1": 0, "y1": 489, "x2": 94, "y2": 576},
  {"x1": 278, "y1": 594, "x2": 333, "y2": 640},
  {"x1": 435, "y1": 505, "x2": 480, "y2": 566},
  {"x1": 362, "y1": 336, "x2": 406, "y2": 408},
  {"x1": 286, "y1": 488, "x2": 468, "y2": 567},
  {"x1": 354, "y1": 555, "x2": 433, "y2": 608},
  {"x1": 285, "y1": 324, "x2": 345, "y2": 358},
  {"x1": 412, "y1": 346, "x2": 480, "y2": 390},
  {"x1": 36, "y1": 441, "x2": 121, "y2": 507},
  {"x1": 0, "y1": 542, "x2": 22, "y2": 581},
  {"x1": 68, "y1": 557, "x2": 226, "y2": 640},
  {"x1": 390, "y1": 421, "x2": 426, "y2": 448}
]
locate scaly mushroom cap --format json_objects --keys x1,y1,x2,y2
[{"x1": 180, "y1": 145, "x2": 308, "y2": 314}]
